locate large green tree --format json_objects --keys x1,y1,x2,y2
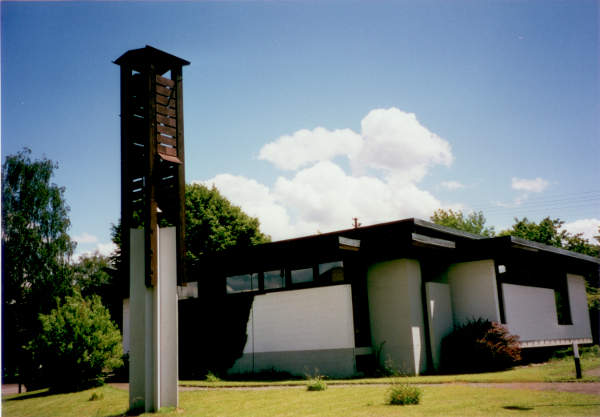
[
  {"x1": 185, "y1": 183, "x2": 271, "y2": 258},
  {"x1": 2, "y1": 148, "x2": 77, "y2": 381},
  {"x1": 110, "y1": 183, "x2": 271, "y2": 260},
  {"x1": 430, "y1": 209, "x2": 496, "y2": 237},
  {"x1": 498, "y1": 216, "x2": 599, "y2": 258}
]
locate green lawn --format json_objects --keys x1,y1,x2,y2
[
  {"x1": 3, "y1": 384, "x2": 599, "y2": 417},
  {"x1": 3, "y1": 357, "x2": 599, "y2": 417},
  {"x1": 181, "y1": 356, "x2": 600, "y2": 387}
]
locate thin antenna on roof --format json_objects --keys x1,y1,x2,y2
[{"x1": 352, "y1": 217, "x2": 361, "y2": 228}]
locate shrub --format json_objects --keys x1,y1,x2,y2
[
  {"x1": 29, "y1": 294, "x2": 123, "y2": 391},
  {"x1": 305, "y1": 370, "x2": 327, "y2": 391},
  {"x1": 441, "y1": 317, "x2": 521, "y2": 374},
  {"x1": 385, "y1": 381, "x2": 423, "y2": 405},
  {"x1": 89, "y1": 391, "x2": 104, "y2": 401},
  {"x1": 205, "y1": 371, "x2": 221, "y2": 382},
  {"x1": 552, "y1": 344, "x2": 600, "y2": 360}
]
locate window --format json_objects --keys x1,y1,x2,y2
[
  {"x1": 226, "y1": 273, "x2": 259, "y2": 294},
  {"x1": 319, "y1": 261, "x2": 344, "y2": 282},
  {"x1": 555, "y1": 277, "x2": 572, "y2": 325},
  {"x1": 264, "y1": 269, "x2": 286, "y2": 290},
  {"x1": 291, "y1": 268, "x2": 313, "y2": 284}
]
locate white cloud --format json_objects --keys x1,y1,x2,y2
[
  {"x1": 441, "y1": 181, "x2": 466, "y2": 191},
  {"x1": 563, "y1": 219, "x2": 600, "y2": 242},
  {"x1": 352, "y1": 108, "x2": 453, "y2": 182},
  {"x1": 257, "y1": 127, "x2": 363, "y2": 171},
  {"x1": 193, "y1": 175, "x2": 295, "y2": 240},
  {"x1": 73, "y1": 232, "x2": 98, "y2": 244},
  {"x1": 201, "y1": 161, "x2": 444, "y2": 241},
  {"x1": 73, "y1": 242, "x2": 117, "y2": 263},
  {"x1": 511, "y1": 177, "x2": 550, "y2": 193},
  {"x1": 195, "y1": 108, "x2": 454, "y2": 241},
  {"x1": 493, "y1": 194, "x2": 529, "y2": 208},
  {"x1": 258, "y1": 108, "x2": 453, "y2": 183}
]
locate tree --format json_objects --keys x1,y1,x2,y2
[
  {"x1": 184, "y1": 183, "x2": 271, "y2": 258},
  {"x1": 29, "y1": 293, "x2": 123, "y2": 391},
  {"x1": 111, "y1": 183, "x2": 271, "y2": 260},
  {"x1": 497, "y1": 216, "x2": 568, "y2": 248},
  {"x1": 430, "y1": 209, "x2": 496, "y2": 237},
  {"x1": 72, "y1": 249, "x2": 113, "y2": 295},
  {"x1": 2, "y1": 148, "x2": 76, "y2": 382}
]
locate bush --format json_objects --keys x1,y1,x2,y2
[
  {"x1": 553, "y1": 344, "x2": 600, "y2": 360},
  {"x1": 441, "y1": 317, "x2": 521, "y2": 374},
  {"x1": 29, "y1": 294, "x2": 123, "y2": 391},
  {"x1": 385, "y1": 381, "x2": 423, "y2": 405},
  {"x1": 205, "y1": 371, "x2": 221, "y2": 382},
  {"x1": 305, "y1": 370, "x2": 327, "y2": 391}
]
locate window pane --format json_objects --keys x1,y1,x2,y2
[
  {"x1": 291, "y1": 268, "x2": 313, "y2": 284},
  {"x1": 319, "y1": 261, "x2": 344, "y2": 282},
  {"x1": 264, "y1": 270, "x2": 286, "y2": 290},
  {"x1": 226, "y1": 273, "x2": 258, "y2": 294}
]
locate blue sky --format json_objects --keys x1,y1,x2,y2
[{"x1": 2, "y1": 0, "x2": 599, "y2": 259}]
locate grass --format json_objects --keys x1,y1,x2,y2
[
  {"x1": 3, "y1": 356, "x2": 599, "y2": 417},
  {"x1": 2, "y1": 385, "x2": 128, "y2": 417},
  {"x1": 4, "y1": 384, "x2": 599, "y2": 416},
  {"x1": 181, "y1": 356, "x2": 600, "y2": 387},
  {"x1": 385, "y1": 381, "x2": 423, "y2": 405}
]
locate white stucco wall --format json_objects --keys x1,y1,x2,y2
[
  {"x1": 228, "y1": 284, "x2": 357, "y2": 377},
  {"x1": 447, "y1": 260, "x2": 501, "y2": 325},
  {"x1": 503, "y1": 275, "x2": 592, "y2": 345},
  {"x1": 243, "y1": 284, "x2": 355, "y2": 354},
  {"x1": 425, "y1": 282, "x2": 454, "y2": 371},
  {"x1": 367, "y1": 259, "x2": 427, "y2": 375}
]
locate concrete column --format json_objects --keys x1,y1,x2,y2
[{"x1": 129, "y1": 227, "x2": 178, "y2": 413}]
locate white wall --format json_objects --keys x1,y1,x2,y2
[
  {"x1": 367, "y1": 259, "x2": 427, "y2": 375},
  {"x1": 502, "y1": 275, "x2": 592, "y2": 346},
  {"x1": 425, "y1": 282, "x2": 454, "y2": 371},
  {"x1": 228, "y1": 284, "x2": 357, "y2": 377},
  {"x1": 244, "y1": 285, "x2": 355, "y2": 354},
  {"x1": 447, "y1": 260, "x2": 501, "y2": 325}
]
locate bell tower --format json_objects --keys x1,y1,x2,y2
[{"x1": 115, "y1": 46, "x2": 190, "y2": 412}]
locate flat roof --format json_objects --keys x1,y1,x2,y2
[{"x1": 189, "y1": 218, "x2": 599, "y2": 280}]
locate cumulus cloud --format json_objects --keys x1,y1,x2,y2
[
  {"x1": 258, "y1": 108, "x2": 453, "y2": 183},
  {"x1": 73, "y1": 242, "x2": 117, "y2": 263},
  {"x1": 441, "y1": 181, "x2": 466, "y2": 191},
  {"x1": 73, "y1": 232, "x2": 98, "y2": 244},
  {"x1": 511, "y1": 177, "x2": 550, "y2": 193},
  {"x1": 257, "y1": 127, "x2": 363, "y2": 171},
  {"x1": 563, "y1": 218, "x2": 600, "y2": 242},
  {"x1": 192, "y1": 175, "x2": 295, "y2": 239},
  {"x1": 202, "y1": 161, "x2": 443, "y2": 241},
  {"x1": 352, "y1": 108, "x2": 453, "y2": 182},
  {"x1": 197, "y1": 108, "x2": 454, "y2": 241}
]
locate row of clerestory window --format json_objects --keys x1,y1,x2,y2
[{"x1": 226, "y1": 261, "x2": 344, "y2": 294}]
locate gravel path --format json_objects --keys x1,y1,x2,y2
[{"x1": 4, "y1": 381, "x2": 599, "y2": 396}]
